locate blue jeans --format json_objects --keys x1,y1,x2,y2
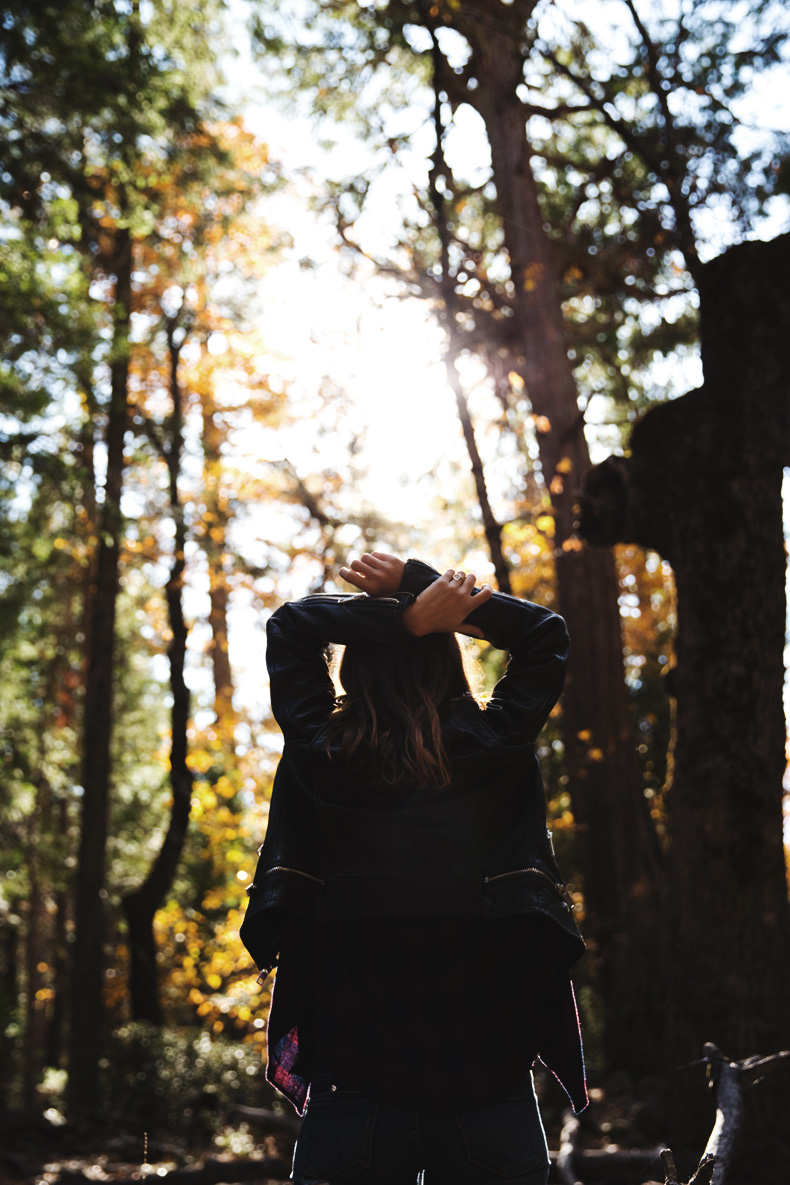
[{"x1": 291, "y1": 1074, "x2": 550, "y2": 1185}]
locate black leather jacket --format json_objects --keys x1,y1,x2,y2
[{"x1": 240, "y1": 559, "x2": 585, "y2": 980}]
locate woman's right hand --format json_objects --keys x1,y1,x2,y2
[
  {"x1": 401, "y1": 570, "x2": 493, "y2": 638},
  {"x1": 339, "y1": 552, "x2": 405, "y2": 596}
]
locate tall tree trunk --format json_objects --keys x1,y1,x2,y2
[
  {"x1": 0, "y1": 924, "x2": 19, "y2": 1108},
  {"x1": 428, "y1": 47, "x2": 512, "y2": 595},
  {"x1": 22, "y1": 804, "x2": 43, "y2": 1108},
  {"x1": 447, "y1": 362, "x2": 513, "y2": 594},
  {"x1": 23, "y1": 724, "x2": 59, "y2": 1102},
  {"x1": 200, "y1": 382, "x2": 236, "y2": 729},
  {"x1": 434, "y1": 1, "x2": 662, "y2": 1066},
  {"x1": 579, "y1": 234, "x2": 790, "y2": 1171},
  {"x1": 45, "y1": 797, "x2": 69, "y2": 1069},
  {"x1": 47, "y1": 548, "x2": 85, "y2": 1071},
  {"x1": 66, "y1": 227, "x2": 132, "y2": 1115},
  {"x1": 122, "y1": 326, "x2": 193, "y2": 1023}
]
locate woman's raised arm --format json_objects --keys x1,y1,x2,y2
[
  {"x1": 266, "y1": 590, "x2": 413, "y2": 743},
  {"x1": 399, "y1": 557, "x2": 570, "y2": 743}
]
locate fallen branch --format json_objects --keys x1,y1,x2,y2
[
  {"x1": 659, "y1": 1147, "x2": 716, "y2": 1185},
  {"x1": 688, "y1": 1154, "x2": 716, "y2": 1185},
  {"x1": 661, "y1": 1148, "x2": 680, "y2": 1185},
  {"x1": 556, "y1": 1146, "x2": 664, "y2": 1179},
  {"x1": 655, "y1": 1043, "x2": 790, "y2": 1185},
  {"x1": 701, "y1": 1044, "x2": 740, "y2": 1183},
  {"x1": 226, "y1": 1105, "x2": 301, "y2": 1138},
  {"x1": 736, "y1": 1048, "x2": 790, "y2": 1088},
  {"x1": 702, "y1": 1042, "x2": 790, "y2": 1184},
  {"x1": 556, "y1": 1109, "x2": 583, "y2": 1185}
]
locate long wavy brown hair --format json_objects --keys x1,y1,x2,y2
[{"x1": 327, "y1": 632, "x2": 474, "y2": 787}]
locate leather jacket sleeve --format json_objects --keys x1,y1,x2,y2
[
  {"x1": 266, "y1": 592, "x2": 416, "y2": 743},
  {"x1": 400, "y1": 558, "x2": 570, "y2": 744}
]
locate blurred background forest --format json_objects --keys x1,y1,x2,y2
[{"x1": 1, "y1": 0, "x2": 789, "y2": 1181}]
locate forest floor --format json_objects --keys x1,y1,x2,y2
[
  {"x1": 0, "y1": 1078, "x2": 673, "y2": 1185},
  {"x1": 6, "y1": 1060, "x2": 790, "y2": 1185}
]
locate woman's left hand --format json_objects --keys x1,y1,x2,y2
[
  {"x1": 401, "y1": 570, "x2": 492, "y2": 637},
  {"x1": 339, "y1": 552, "x2": 405, "y2": 596}
]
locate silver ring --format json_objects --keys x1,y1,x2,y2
[{"x1": 452, "y1": 572, "x2": 464, "y2": 581}]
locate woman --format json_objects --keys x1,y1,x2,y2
[{"x1": 241, "y1": 553, "x2": 586, "y2": 1185}]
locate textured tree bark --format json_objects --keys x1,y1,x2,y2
[
  {"x1": 0, "y1": 925, "x2": 19, "y2": 1107},
  {"x1": 122, "y1": 327, "x2": 193, "y2": 1024},
  {"x1": 45, "y1": 801, "x2": 69, "y2": 1070},
  {"x1": 66, "y1": 228, "x2": 131, "y2": 1114},
  {"x1": 22, "y1": 808, "x2": 42, "y2": 1108},
  {"x1": 429, "y1": 0, "x2": 663, "y2": 1066},
  {"x1": 578, "y1": 234, "x2": 790, "y2": 1164},
  {"x1": 200, "y1": 386, "x2": 235, "y2": 728}
]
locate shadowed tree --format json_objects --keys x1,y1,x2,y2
[
  {"x1": 122, "y1": 316, "x2": 193, "y2": 1024},
  {"x1": 578, "y1": 232, "x2": 790, "y2": 1172}
]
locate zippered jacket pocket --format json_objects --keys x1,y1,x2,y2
[
  {"x1": 247, "y1": 864, "x2": 326, "y2": 894},
  {"x1": 484, "y1": 865, "x2": 570, "y2": 904}
]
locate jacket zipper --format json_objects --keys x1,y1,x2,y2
[
  {"x1": 484, "y1": 866, "x2": 567, "y2": 898},
  {"x1": 247, "y1": 865, "x2": 326, "y2": 894},
  {"x1": 263, "y1": 864, "x2": 325, "y2": 886},
  {"x1": 251, "y1": 863, "x2": 568, "y2": 902},
  {"x1": 297, "y1": 594, "x2": 402, "y2": 606}
]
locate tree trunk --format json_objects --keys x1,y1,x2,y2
[
  {"x1": 23, "y1": 771, "x2": 56, "y2": 1104},
  {"x1": 122, "y1": 328, "x2": 193, "y2": 1023},
  {"x1": 578, "y1": 233, "x2": 790, "y2": 1164},
  {"x1": 66, "y1": 227, "x2": 131, "y2": 1115},
  {"x1": 447, "y1": 364, "x2": 513, "y2": 594},
  {"x1": 444, "y1": 5, "x2": 662, "y2": 1067},
  {"x1": 0, "y1": 923, "x2": 19, "y2": 1107},
  {"x1": 45, "y1": 801, "x2": 69, "y2": 1070},
  {"x1": 22, "y1": 827, "x2": 42, "y2": 1108},
  {"x1": 200, "y1": 384, "x2": 236, "y2": 728},
  {"x1": 427, "y1": 53, "x2": 513, "y2": 595}
]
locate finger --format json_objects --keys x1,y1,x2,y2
[
  {"x1": 473, "y1": 583, "x2": 494, "y2": 605},
  {"x1": 452, "y1": 570, "x2": 465, "y2": 583},
  {"x1": 360, "y1": 552, "x2": 385, "y2": 569},
  {"x1": 457, "y1": 624, "x2": 485, "y2": 638},
  {"x1": 461, "y1": 572, "x2": 476, "y2": 594},
  {"x1": 370, "y1": 551, "x2": 395, "y2": 563},
  {"x1": 350, "y1": 558, "x2": 378, "y2": 577},
  {"x1": 339, "y1": 567, "x2": 366, "y2": 590},
  {"x1": 441, "y1": 569, "x2": 456, "y2": 583}
]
